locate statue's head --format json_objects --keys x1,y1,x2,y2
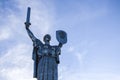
[{"x1": 43, "y1": 34, "x2": 51, "y2": 44}]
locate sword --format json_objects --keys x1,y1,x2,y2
[{"x1": 25, "y1": 7, "x2": 31, "y2": 27}]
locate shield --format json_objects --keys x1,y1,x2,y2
[{"x1": 56, "y1": 30, "x2": 67, "y2": 44}]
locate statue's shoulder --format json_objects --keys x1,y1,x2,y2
[
  {"x1": 51, "y1": 45, "x2": 61, "y2": 55},
  {"x1": 51, "y1": 45, "x2": 58, "y2": 48},
  {"x1": 33, "y1": 39, "x2": 43, "y2": 47},
  {"x1": 35, "y1": 39, "x2": 41, "y2": 43},
  {"x1": 51, "y1": 45, "x2": 60, "y2": 50}
]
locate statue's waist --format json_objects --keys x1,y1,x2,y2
[
  {"x1": 37, "y1": 48, "x2": 57, "y2": 57},
  {"x1": 38, "y1": 52, "x2": 57, "y2": 57}
]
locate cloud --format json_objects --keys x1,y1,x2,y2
[
  {"x1": 61, "y1": 39, "x2": 120, "y2": 80},
  {"x1": 67, "y1": 40, "x2": 94, "y2": 65},
  {"x1": 59, "y1": 66, "x2": 120, "y2": 80},
  {"x1": 0, "y1": 28, "x2": 11, "y2": 41},
  {"x1": 67, "y1": 46, "x2": 85, "y2": 64},
  {"x1": 0, "y1": 43, "x2": 35, "y2": 80}
]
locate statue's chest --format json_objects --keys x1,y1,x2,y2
[{"x1": 37, "y1": 45, "x2": 56, "y2": 56}]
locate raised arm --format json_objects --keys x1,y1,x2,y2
[
  {"x1": 25, "y1": 23, "x2": 43, "y2": 48},
  {"x1": 26, "y1": 27, "x2": 37, "y2": 42},
  {"x1": 25, "y1": 22, "x2": 37, "y2": 42}
]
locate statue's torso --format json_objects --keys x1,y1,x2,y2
[{"x1": 37, "y1": 44, "x2": 59, "y2": 57}]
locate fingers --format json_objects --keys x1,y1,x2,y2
[{"x1": 25, "y1": 22, "x2": 31, "y2": 27}]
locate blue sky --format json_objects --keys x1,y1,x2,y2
[{"x1": 0, "y1": 0, "x2": 120, "y2": 80}]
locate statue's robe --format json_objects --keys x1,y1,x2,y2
[
  {"x1": 32, "y1": 39, "x2": 42, "y2": 78},
  {"x1": 32, "y1": 39, "x2": 60, "y2": 80}
]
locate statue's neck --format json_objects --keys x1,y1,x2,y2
[{"x1": 45, "y1": 42, "x2": 50, "y2": 45}]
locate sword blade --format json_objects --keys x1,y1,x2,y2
[{"x1": 26, "y1": 7, "x2": 31, "y2": 23}]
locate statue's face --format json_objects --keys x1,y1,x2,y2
[{"x1": 43, "y1": 34, "x2": 51, "y2": 43}]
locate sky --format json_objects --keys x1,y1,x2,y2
[{"x1": 0, "y1": 0, "x2": 120, "y2": 80}]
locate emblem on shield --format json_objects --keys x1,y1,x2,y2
[{"x1": 56, "y1": 30, "x2": 67, "y2": 44}]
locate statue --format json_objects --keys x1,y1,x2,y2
[{"x1": 24, "y1": 7, "x2": 67, "y2": 80}]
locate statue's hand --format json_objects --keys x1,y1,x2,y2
[
  {"x1": 58, "y1": 43, "x2": 63, "y2": 48},
  {"x1": 24, "y1": 22, "x2": 31, "y2": 29}
]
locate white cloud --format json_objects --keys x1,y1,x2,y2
[
  {"x1": 67, "y1": 45, "x2": 87, "y2": 65},
  {"x1": 62, "y1": 40, "x2": 120, "y2": 80},
  {"x1": 59, "y1": 67, "x2": 120, "y2": 80},
  {"x1": 67, "y1": 46, "x2": 75, "y2": 52},
  {"x1": 0, "y1": 43, "x2": 35, "y2": 80},
  {"x1": 0, "y1": 28, "x2": 11, "y2": 41}
]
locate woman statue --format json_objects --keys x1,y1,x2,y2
[{"x1": 25, "y1": 23, "x2": 67, "y2": 80}]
